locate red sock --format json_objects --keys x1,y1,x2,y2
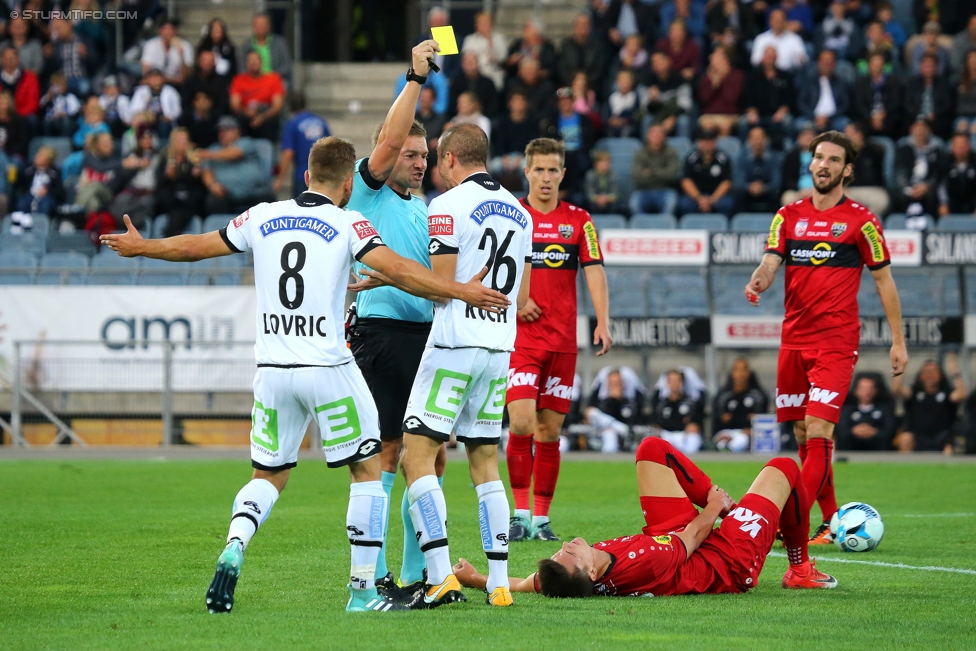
[
  {"x1": 636, "y1": 437, "x2": 712, "y2": 507},
  {"x1": 764, "y1": 457, "x2": 810, "y2": 566},
  {"x1": 531, "y1": 441, "x2": 560, "y2": 517},
  {"x1": 506, "y1": 434, "x2": 533, "y2": 511},
  {"x1": 817, "y1": 460, "x2": 838, "y2": 523},
  {"x1": 797, "y1": 441, "x2": 807, "y2": 465},
  {"x1": 801, "y1": 437, "x2": 834, "y2": 524}
]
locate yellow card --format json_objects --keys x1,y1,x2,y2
[{"x1": 431, "y1": 25, "x2": 459, "y2": 55}]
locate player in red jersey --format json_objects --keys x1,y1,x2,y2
[
  {"x1": 453, "y1": 436, "x2": 837, "y2": 597},
  {"x1": 506, "y1": 138, "x2": 612, "y2": 543},
  {"x1": 745, "y1": 131, "x2": 907, "y2": 544}
]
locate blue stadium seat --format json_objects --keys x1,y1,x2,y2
[
  {"x1": 858, "y1": 268, "x2": 960, "y2": 316},
  {"x1": 0, "y1": 231, "x2": 46, "y2": 254},
  {"x1": 731, "y1": 213, "x2": 775, "y2": 232},
  {"x1": 647, "y1": 270, "x2": 709, "y2": 316},
  {"x1": 710, "y1": 266, "x2": 784, "y2": 315},
  {"x1": 667, "y1": 136, "x2": 692, "y2": 163},
  {"x1": 138, "y1": 258, "x2": 190, "y2": 285},
  {"x1": 186, "y1": 260, "x2": 214, "y2": 285},
  {"x1": 680, "y1": 213, "x2": 728, "y2": 231},
  {"x1": 594, "y1": 137, "x2": 642, "y2": 203},
  {"x1": 937, "y1": 215, "x2": 976, "y2": 232},
  {"x1": 153, "y1": 215, "x2": 203, "y2": 238},
  {"x1": 631, "y1": 213, "x2": 677, "y2": 229},
  {"x1": 885, "y1": 213, "x2": 934, "y2": 230},
  {"x1": 867, "y1": 136, "x2": 895, "y2": 188},
  {"x1": 254, "y1": 138, "x2": 275, "y2": 177},
  {"x1": 36, "y1": 252, "x2": 89, "y2": 285},
  {"x1": 46, "y1": 232, "x2": 96, "y2": 255},
  {"x1": 965, "y1": 267, "x2": 976, "y2": 312},
  {"x1": 0, "y1": 250, "x2": 38, "y2": 284},
  {"x1": 1, "y1": 214, "x2": 50, "y2": 236},
  {"x1": 591, "y1": 214, "x2": 628, "y2": 232},
  {"x1": 716, "y1": 137, "x2": 741, "y2": 160},
  {"x1": 203, "y1": 214, "x2": 236, "y2": 233},
  {"x1": 88, "y1": 253, "x2": 139, "y2": 285},
  {"x1": 27, "y1": 137, "x2": 73, "y2": 166},
  {"x1": 605, "y1": 267, "x2": 649, "y2": 317}
]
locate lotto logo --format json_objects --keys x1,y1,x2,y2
[
  {"x1": 728, "y1": 506, "x2": 768, "y2": 538},
  {"x1": 429, "y1": 214, "x2": 454, "y2": 236},
  {"x1": 776, "y1": 393, "x2": 805, "y2": 409},
  {"x1": 352, "y1": 220, "x2": 377, "y2": 240},
  {"x1": 508, "y1": 371, "x2": 538, "y2": 388}
]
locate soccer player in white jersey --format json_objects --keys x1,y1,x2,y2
[
  {"x1": 397, "y1": 123, "x2": 533, "y2": 608},
  {"x1": 100, "y1": 136, "x2": 510, "y2": 614}
]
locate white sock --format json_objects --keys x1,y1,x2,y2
[
  {"x1": 586, "y1": 407, "x2": 618, "y2": 431},
  {"x1": 532, "y1": 515, "x2": 549, "y2": 528},
  {"x1": 227, "y1": 478, "x2": 279, "y2": 550},
  {"x1": 601, "y1": 427, "x2": 619, "y2": 453},
  {"x1": 476, "y1": 480, "x2": 510, "y2": 594},
  {"x1": 514, "y1": 508, "x2": 531, "y2": 521},
  {"x1": 347, "y1": 480, "x2": 388, "y2": 594},
  {"x1": 683, "y1": 432, "x2": 703, "y2": 454},
  {"x1": 408, "y1": 474, "x2": 452, "y2": 585}
]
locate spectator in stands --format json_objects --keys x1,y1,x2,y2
[
  {"x1": 750, "y1": 8, "x2": 808, "y2": 72},
  {"x1": 393, "y1": 63, "x2": 448, "y2": 116},
  {"x1": 819, "y1": 0, "x2": 859, "y2": 60},
  {"x1": 415, "y1": 6, "x2": 457, "y2": 81},
  {"x1": 489, "y1": 90, "x2": 537, "y2": 191},
  {"x1": 780, "y1": 121, "x2": 817, "y2": 204},
  {"x1": 40, "y1": 72, "x2": 80, "y2": 137},
  {"x1": 735, "y1": 126, "x2": 781, "y2": 212},
  {"x1": 629, "y1": 123, "x2": 679, "y2": 215},
  {"x1": 797, "y1": 49, "x2": 850, "y2": 132},
  {"x1": 237, "y1": 14, "x2": 292, "y2": 87},
  {"x1": 110, "y1": 124, "x2": 160, "y2": 230},
  {"x1": 99, "y1": 76, "x2": 130, "y2": 138},
  {"x1": 651, "y1": 369, "x2": 704, "y2": 454},
  {"x1": 446, "y1": 91, "x2": 492, "y2": 141},
  {"x1": 178, "y1": 91, "x2": 219, "y2": 150},
  {"x1": 550, "y1": 87, "x2": 595, "y2": 198},
  {"x1": 659, "y1": 0, "x2": 706, "y2": 40},
  {"x1": 155, "y1": 127, "x2": 206, "y2": 237},
  {"x1": 618, "y1": 34, "x2": 650, "y2": 78},
  {"x1": 585, "y1": 150, "x2": 619, "y2": 213},
  {"x1": 558, "y1": 13, "x2": 606, "y2": 92},
  {"x1": 909, "y1": 21, "x2": 951, "y2": 76},
  {"x1": 892, "y1": 356, "x2": 966, "y2": 454},
  {"x1": 449, "y1": 51, "x2": 500, "y2": 120},
  {"x1": 604, "y1": 69, "x2": 639, "y2": 138},
  {"x1": 128, "y1": 68, "x2": 182, "y2": 138},
  {"x1": 197, "y1": 18, "x2": 237, "y2": 79},
  {"x1": 140, "y1": 18, "x2": 192, "y2": 87},
  {"x1": 585, "y1": 366, "x2": 646, "y2": 454},
  {"x1": 416, "y1": 86, "x2": 446, "y2": 143},
  {"x1": 643, "y1": 50, "x2": 693, "y2": 136},
  {"x1": 0, "y1": 90, "x2": 27, "y2": 161},
  {"x1": 678, "y1": 127, "x2": 734, "y2": 216},
  {"x1": 73, "y1": 96, "x2": 110, "y2": 150},
  {"x1": 742, "y1": 46, "x2": 793, "y2": 145},
  {"x1": 505, "y1": 19, "x2": 557, "y2": 82},
  {"x1": 776, "y1": 0, "x2": 814, "y2": 37},
  {"x1": 696, "y1": 46, "x2": 743, "y2": 137},
  {"x1": 836, "y1": 373, "x2": 896, "y2": 451},
  {"x1": 712, "y1": 358, "x2": 769, "y2": 453},
  {"x1": 603, "y1": 0, "x2": 660, "y2": 51},
  {"x1": 71, "y1": 0, "x2": 110, "y2": 67},
  {"x1": 852, "y1": 51, "x2": 903, "y2": 139},
  {"x1": 955, "y1": 50, "x2": 976, "y2": 135},
  {"x1": 15, "y1": 145, "x2": 62, "y2": 215},
  {"x1": 951, "y1": 15, "x2": 976, "y2": 75},
  {"x1": 182, "y1": 50, "x2": 230, "y2": 119},
  {"x1": 76, "y1": 132, "x2": 122, "y2": 226},
  {"x1": 197, "y1": 116, "x2": 273, "y2": 215},
  {"x1": 275, "y1": 92, "x2": 329, "y2": 195},
  {"x1": 44, "y1": 19, "x2": 92, "y2": 97},
  {"x1": 707, "y1": 0, "x2": 760, "y2": 53},
  {"x1": 843, "y1": 122, "x2": 890, "y2": 215},
  {"x1": 508, "y1": 57, "x2": 555, "y2": 121},
  {"x1": 655, "y1": 20, "x2": 701, "y2": 81},
  {"x1": 875, "y1": 1, "x2": 907, "y2": 50},
  {"x1": 894, "y1": 118, "x2": 942, "y2": 216},
  {"x1": 570, "y1": 71, "x2": 602, "y2": 131},
  {"x1": 1, "y1": 17, "x2": 43, "y2": 74},
  {"x1": 904, "y1": 52, "x2": 954, "y2": 139},
  {"x1": 855, "y1": 21, "x2": 897, "y2": 71},
  {"x1": 0, "y1": 46, "x2": 39, "y2": 121},
  {"x1": 938, "y1": 133, "x2": 976, "y2": 215},
  {"x1": 462, "y1": 11, "x2": 508, "y2": 92},
  {"x1": 229, "y1": 51, "x2": 284, "y2": 141}
]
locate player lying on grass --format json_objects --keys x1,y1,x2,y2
[{"x1": 454, "y1": 437, "x2": 837, "y2": 598}]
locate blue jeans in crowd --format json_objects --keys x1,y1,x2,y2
[
  {"x1": 629, "y1": 188, "x2": 678, "y2": 216},
  {"x1": 677, "y1": 193, "x2": 735, "y2": 217}
]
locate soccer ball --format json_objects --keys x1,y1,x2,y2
[{"x1": 829, "y1": 502, "x2": 884, "y2": 552}]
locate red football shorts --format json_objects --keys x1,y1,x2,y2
[
  {"x1": 697, "y1": 493, "x2": 781, "y2": 592},
  {"x1": 775, "y1": 348, "x2": 857, "y2": 424},
  {"x1": 506, "y1": 347, "x2": 576, "y2": 414}
]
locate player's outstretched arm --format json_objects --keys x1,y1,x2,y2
[
  {"x1": 871, "y1": 265, "x2": 907, "y2": 377},
  {"x1": 672, "y1": 486, "x2": 729, "y2": 559},
  {"x1": 583, "y1": 264, "x2": 612, "y2": 356},
  {"x1": 744, "y1": 252, "x2": 783, "y2": 306},
  {"x1": 359, "y1": 246, "x2": 509, "y2": 310},
  {"x1": 100, "y1": 215, "x2": 234, "y2": 261},
  {"x1": 453, "y1": 558, "x2": 537, "y2": 593}
]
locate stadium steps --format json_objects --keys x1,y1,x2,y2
[
  {"x1": 495, "y1": 0, "x2": 584, "y2": 42},
  {"x1": 173, "y1": 0, "x2": 255, "y2": 52}
]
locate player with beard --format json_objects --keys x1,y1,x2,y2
[{"x1": 744, "y1": 131, "x2": 907, "y2": 545}]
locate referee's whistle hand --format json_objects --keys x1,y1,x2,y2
[{"x1": 412, "y1": 40, "x2": 440, "y2": 76}]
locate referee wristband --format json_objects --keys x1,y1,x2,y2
[{"x1": 405, "y1": 68, "x2": 427, "y2": 85}]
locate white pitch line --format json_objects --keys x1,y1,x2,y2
[
  {"x1": 896, "y1": 513, "x2": 974, "y2": 518},
  {"x1": 767, "y1": 552, "x2": 976, "y2": 576}
]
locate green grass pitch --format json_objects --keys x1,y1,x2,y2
[{"x1": 1, "y1": 458, "x2": 975, "y2": 650}]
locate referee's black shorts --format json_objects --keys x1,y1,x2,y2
[{"x1": 350, "y1": 318, "x2": 431, "y2": 442}]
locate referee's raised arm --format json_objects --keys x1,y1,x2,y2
[{"x1": 368, "y1": 39, "x2": 440, "y2": 182}]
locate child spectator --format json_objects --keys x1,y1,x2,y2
[
  {"x1": 16, "y1": 145, "x2": 63, "y2": 215},
  {"x1": 76, "y1": 132, "x2": 123, "y2": 229},
  {"x1": 875, "y1": 1, "x2": 906, "y2": 49},
  {"x1": 40, "y1": 72, "x2": 81, "y2": 137},
  {"x1": 584, "y1": 150, "x2": 619, "y2": 213},
  {"x1": 98, "y1": 76, "x2": 130, "y2": 138},
  {"x1": 73, "y1": 96, "x2": 111, "y2": 150},
  {"x1": 110, "y1": 124, "x2": 160, "y2": 230},
  {"x1": 604, "y1": 69, "x2": 639, "y2": 138},
  {"x1": 618, "y1": 34, "x2": 649, "y2": 77}
]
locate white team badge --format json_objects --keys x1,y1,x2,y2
[{"x1": 794, "y1": 220, "x2": 808, "y2": 237}]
